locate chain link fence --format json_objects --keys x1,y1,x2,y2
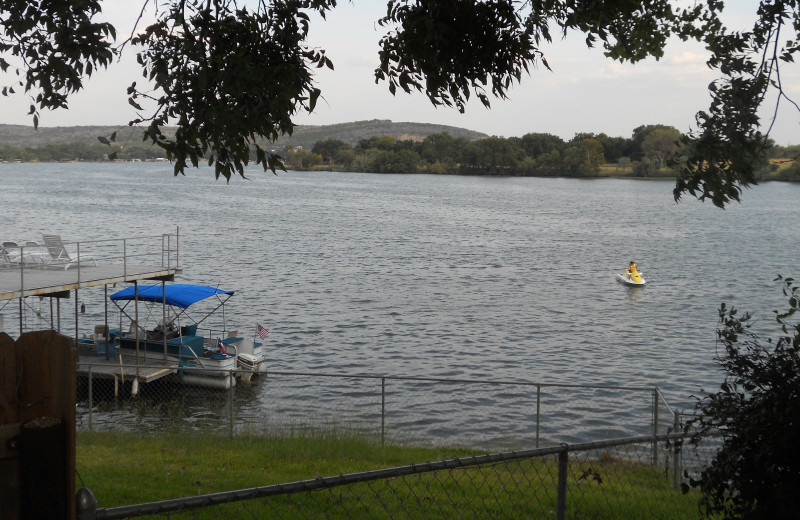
[
  {"x1": 76, "y1": 365, "x2": 680, "y2": 449},
  {"x1": 75, "y1": 365, "x2": 720, "y2": 519},
  {"x1": 88, "y1": 432, "x2": 719, "y2": 520}
]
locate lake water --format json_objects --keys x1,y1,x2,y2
[{"x1": 2, "y1": 162, "x2": 798, "y2": 446}]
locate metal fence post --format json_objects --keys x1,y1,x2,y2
[
  {"x1": 536, "y1": 384, "x2": 541, "y2": 448},
  {"x1": 556, "y1": 447, "x2": 568, "y2": 520},
  {"x1": 652, "y1": 389, "x2": 659, "y2": 464},
  {"x1": 673, "y1": 410, "x2": 682, "y2": 490},
  {"x1": 176, "y1": 226, "x2": 180, "y2": 269},
  {"x1": 88, "y1": 365, "x2": 93, "y2": 432},
  {"x1": 229, "y1": 371, "x2": 235, "y2": 436},
  {"x1": 18, "y1": 254, "x2": 24, "y2": 333},
  {"x1": 381, "y1": 377, "x2": 386, "y2": 448}
]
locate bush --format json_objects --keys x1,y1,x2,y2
[
  {"x1": 687, "y1": 276, "x2": 800, "y2": 519},
  {"x1": 632, "y1": 158, "x2": 658, "y2": 177},
  {"x1": 774, "y1": 162, "x2": 800, "y2": 182}
]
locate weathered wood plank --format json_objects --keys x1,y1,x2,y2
[
  {"x1": 14, "y1": 331, "x2": 76, "y2": 520},
  {"x1": 0, "y1": 424, "x2": 22, "y2": 519},
  {"x1": 19, "y1": 417, "x2": 66, "y2": 520},
  {"x1": 0, "y1": 332, "x2": 16, "y2": 424}
]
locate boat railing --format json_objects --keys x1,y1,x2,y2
[{"x1": 199, "y1": 327, "x2": 244, "y2": 342}]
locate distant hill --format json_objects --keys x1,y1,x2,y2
[
  {"x1": 271, "y1": 120, "x2": 487, "y2": 149},
  {"x1": 0, "y1": 120, "x2": 486, "y2": 150}
]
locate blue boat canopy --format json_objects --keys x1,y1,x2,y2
[{"x1": 110, "y1": 284, "x2": 234, "y2": 309}]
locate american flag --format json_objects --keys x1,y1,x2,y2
[
  {"x1": 217, "y1": 338, "x2": 226, "y2": 354},
  {"x1": 257, "y1": 323, "x2": 269, "y2": 339}
]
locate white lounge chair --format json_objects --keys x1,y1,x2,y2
[
  {"x1": 21, "y1": 241, "x2": 47, "y2": 266},
  {"x1": 41, "y1": 234, "x2": 97, "y2": 269},
  {"x1": 2, "y1": 242, "x2": 20, "y2": 266},
  {"x1": 0, "y1": 245, "x2": 11, "y2": 268}
]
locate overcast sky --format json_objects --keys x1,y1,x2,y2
[{"x1": 1, "y1": 1, "x2": 797, "y2": 145}]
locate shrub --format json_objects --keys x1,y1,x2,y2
[{"x1": 687, "y1": 276, "x2": 800, "y2": 519}]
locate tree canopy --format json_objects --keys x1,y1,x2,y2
[{"x1": 1, "y1": 0, "x2": 798, "y2": 206}]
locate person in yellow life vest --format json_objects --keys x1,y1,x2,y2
[{"x1": 626, "y1": 261, "x2": 638, "y2": 280}]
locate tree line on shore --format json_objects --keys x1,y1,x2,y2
[
  {"x1": 296, "y1": 125, "x2": 799, "y2": 181},
  {"x1": 3, "y1": 124, "x2": 799, "y2": 181}
]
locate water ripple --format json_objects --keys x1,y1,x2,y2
[{"x1": 3, "y1": 164, "x2": 799, "y2": 443}]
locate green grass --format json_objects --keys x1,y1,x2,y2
[
  {"x1": 77, "y1": 431, "x2": 702, "y2": 519},
  {"x1": 77, "y1": 430, "x2": 478, "y2": 506}
]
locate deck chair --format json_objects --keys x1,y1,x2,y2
[
  {"x1": 21, "y1": 240, "x2": 46, "y2": 266},
  {"x1": 41, "y1": 234, "x2": 96, "y2": 269},
  {"x1": 0, "y1": 246, "x2": 10, "y2": 268},
  {"x1": 2, "y1": 242, "x2": 19, "y2": 267}
]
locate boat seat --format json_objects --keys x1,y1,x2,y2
[
  {"x1": 94, "y1": 324, "x2": 109, "y2": 343},
  {"x1": 125, "y1": 320, "x2": 142, "y2": 339},
  {"x1": 180, "y1": 323, "x2": 198, "y2": 336}
]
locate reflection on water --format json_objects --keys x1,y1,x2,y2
[{"x1": 624, "y1": 285, "x2": 646, "y2": 302}]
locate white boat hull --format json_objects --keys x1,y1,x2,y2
[
  {"x1": 180, "y1": 372, "x2": 235, "y2": 389},
  {"x1": 616, "y1": 273, "x2": 646, "y2": 287}
]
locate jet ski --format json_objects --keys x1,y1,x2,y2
[{"x1": 616, "y1": 265, "x2": 646, "y2": 287}]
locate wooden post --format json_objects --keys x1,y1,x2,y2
[
  {"x1": 0, "y1": 330, "x2": 76, "y2": 520},
  {"x1": 1, "y1": 332, "x2": 20, "y2": 518},
  {"x1": 19, "y1": 417, "x2": 67, "y2": 519}
]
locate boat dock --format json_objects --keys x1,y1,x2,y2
[
  {"x1": 0, "y1": 262, "x2": 181, "y2": 300},
  {"x1": 1, "y1": 231, "x2": 183, "y2": 386},
  {"x1": 0, "y1": 231, "x2": 181, "y2": 301},
  {"x1": 77, "y1": 350, "x2": 177, "y2": 384},
  {"x1": 77, "y1": 354, "x2": 178, "y2": 383}
]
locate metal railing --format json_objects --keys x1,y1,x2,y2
[
  {"x1": 0, "y1": 228, "x2": 180, "y2": 282},
  {"x1": 85, "y1": 431, "x2": 721, "y2": 520}
]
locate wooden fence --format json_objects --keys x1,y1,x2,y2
[{"x1": 1, "y1": 330, "x2": 76, "y2": 520}]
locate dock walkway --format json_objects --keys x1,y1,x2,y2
[
  {"x1": 77, "y1": 349, "x2": 178, "y2": 384},
  {"x1": 0, "y1": 263, "x2": 182, "y2": 301}
]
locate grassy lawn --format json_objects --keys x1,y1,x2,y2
[{"x1": 77, "y1": 431, "x2": 701, "y2": 519}]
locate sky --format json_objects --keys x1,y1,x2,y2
[{"x1": 1, "y1": 1, "x2": 798, "y2": 145}]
